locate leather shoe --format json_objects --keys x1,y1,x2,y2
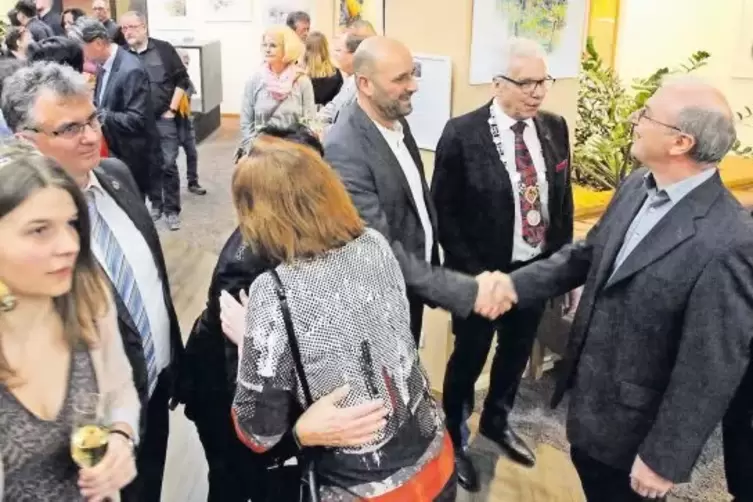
[
  {"x1": 480, "y1": 424, "x2": 536, "y2": 467},
  {"x1": 454, "y1": 450, "x2": 479, "y2": 492}
]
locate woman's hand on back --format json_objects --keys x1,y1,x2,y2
[
  {"x1": 220, "y1": 289, "x2": 249, "y2": 347},
  {"x1": 294, "y1": 384, "x2": 389, "y2": 448}
]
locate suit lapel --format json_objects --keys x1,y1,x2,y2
[
  {"x1": 533, "y1": 115, "x2": 558, "y2": 209},
  {"x1": 353, "y1": 105, "x2": 422, "y2": 218},
  {"x1": 593, "y1": 183, "x2": 647, "y2": 291},
  {"x1": 604, "y1": 173, "x2": 723, "y2": 289},
  {"x1": 98, "y1": 48, "x2": 123, "y2": 107},
  {"x1": 479, "y1": 103, "x2": 515, "y2": 203},
  {"x1": 401, "y1": 120, "x2": 439, "y2": 230}
]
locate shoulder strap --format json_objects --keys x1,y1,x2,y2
[
  {"x1": 265, "y1": 72, "x2": 304, "y2": 123},
  {"x1": 269, "y1": 269, "x2": 314, "y2": 407}
]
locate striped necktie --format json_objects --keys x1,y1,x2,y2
[
  {"x1": 511, "y1": 121, "x2": 545, "y2": 247},
  {"x1": 86, "y1": 189, "x2": 158, "y2": 396}
]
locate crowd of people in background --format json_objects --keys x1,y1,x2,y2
[{"x1": 0, "y1": 3, "x2": 752, "y2": 502}]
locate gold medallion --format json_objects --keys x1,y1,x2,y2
[
  {"x1": 524, "y1": 186, "x2": 540, "y2": 204},
  {"x1": 526, "y1": 210, "x2": 542, "y2": 227}
]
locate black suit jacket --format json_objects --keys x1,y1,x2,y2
[
  {"x1": 324, "y1": 102, "x2": 478, "y2": 318},
  {"x1": 95, "y1": 47, "x2": 160, "y2": 195},
  {"x1": 431, "y1": 102, "x2": 574, "y2": 275},
  {"x1": 511, "y1": 168, "x2": 753, "y2": 483},
  {"x1": 93, "y1": 159, "x2": 184, "y2": 423}
]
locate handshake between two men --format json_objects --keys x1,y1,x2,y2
[{"x1": 473, "y1": 272, "x2": 518, "y2": 320}]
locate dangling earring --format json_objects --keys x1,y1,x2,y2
[{"x1": 0, "y1": 280, "x2": 17, "y2": 312}]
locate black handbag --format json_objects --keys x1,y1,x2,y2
[{"x1": 270, "y1": 269, "x2": 321, "y2": 502}]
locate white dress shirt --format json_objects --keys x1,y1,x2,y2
[
  {"x1": 491, "y1": 99, "x2": 550, "y2": 263},
  {"x1": 98, "y1": 44, "x2": 118, "y2": 105},
  {"x1": 372, "y1": 119, "x2": 434, "y2": 262},
  {"x1": 86, "y1": 173, "x2": 172, "y2": 377}
]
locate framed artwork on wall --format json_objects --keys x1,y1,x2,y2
[
  {"x1": 146, "y1": 0, "x2": 194, "y2": 30},
  {"x1": 335, "y1": 0, "x2": 384, "y2": 34},
  {"x1": 261, "y1": 0, "x2": 312, "y2": 28},
  {"x1": 469, "y1": 0, "x2": 587, "y2": 84},
  {"x1": 203, "y1": 0, "x2": 254, "y2": 22}
]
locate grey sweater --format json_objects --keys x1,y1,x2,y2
[{"x1": 239, "y1": 69, "x2": 316, "y2": 149}]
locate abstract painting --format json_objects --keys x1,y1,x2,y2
[
  {"x1": 262, "y1": 0, "x2": 311, "y2": 27},
  {"x1": 204, "y1": 0, "x2": 253, "y2": 22},
  {"x1": 336, "y1": 0, "x2": 383, "y2": 33},
  {"x1": 469, "y1": 0, "x2": 587, "y2": 83}
]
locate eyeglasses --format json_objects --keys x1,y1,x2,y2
[
  {"x1": 496, "y1": 75, "x2": 555, "y2": 94},
  {"x1": 632, "y1": 107, "x2": 683, "y2": 132},
  {"x1": 120, "y1": 24, "x2": 144, "y2": 31},
  {"x1": 26, "y1": 111, "x2": 103, "y2": 139}
]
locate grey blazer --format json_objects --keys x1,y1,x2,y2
[
  {"x1": 511, "y1": 168, "x2": 753, "y2": 483},
  {"x1": 324, "y1": 102, "x2": 477, "y2": 317}
]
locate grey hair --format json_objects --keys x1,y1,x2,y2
[
  {"x1": 1, "y1": 61, "x2": 91, "y2": 132},
  {"x1": 120, "y1": 10, "x2": 147, "y2": 24},
  {"x1": 498, "y1": 37, "x2": 548, "y2": 76},
  {"x1": 344, "y1": 33, "x2": 368, "y2": 54},
  {"x1": 676, "y1": 107, "x2": 736, "y2": 164},
  {"x1": 286, "y1": 10, "x2": 310, "y2": 28},
  {"x1": 69, "y1": 16, "x2": 110, "y2": 43}
]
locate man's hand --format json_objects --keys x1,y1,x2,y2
[
  {"x1": 630, "y1": 455, "x2": 674, "y2": 499},
  {"x1": 474, "y1": 271, "x2": 518, "y2": 320},
  {"x1": 294, "y1": 384, "x2": 389, "y2": 448}
]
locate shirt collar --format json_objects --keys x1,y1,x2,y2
[
  {"x1": 101, "y1": 44, "x2": 118, "y2": 73},
  {"x1": 84, "y1": 171, "x2": 102, "y2": 193},
  {"x1": 372, "y1": 118, "x2": 404, "y2": 145},
  {"x1": 643, "y1": 168, "x2": 717, "y2": 202},
  {"x1": 492, "y1": 98, "x2": 534, "y2": 131}
]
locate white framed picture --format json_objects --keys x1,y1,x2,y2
[{"x1": 204, "y1": 0, "x2": 254, "y2": 23}]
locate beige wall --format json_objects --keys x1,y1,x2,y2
[{"x1": 615, "y1": 0, "x2": 753, "y2": 145}]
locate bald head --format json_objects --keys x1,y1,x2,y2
[
  {"x1": 353, "y1": 36, "x2": 411, "y2": 78},
  {"x1": 352, "y1": 37, "x2": 417, "y2": 123}
]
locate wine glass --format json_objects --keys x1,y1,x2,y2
[{"x1": 70, "y1": 392, "x2": 109, "y2": 468}]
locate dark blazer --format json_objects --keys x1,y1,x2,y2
[
  {"x1": 324, "y1": 102, "x2": 477, "y2": 317},
  {"x1": 431, "y1": 102, "x2": 574, "y2": 275},
  {"x1": 510, "y1": 168, "x2": 753, "y2": 483},
  {"x1": 26, "y1": 17, "x2": 54, "y2": 41},
  {"x1": 95, "y1": 47, "x2": 160, "y2": 196},
  {"x1": 93, "y1": 159, "x2": 184, "y2": 424}
]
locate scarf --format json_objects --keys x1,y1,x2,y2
[{"x1": 262, "y1": 63, "x2": 301, "y2": 102}]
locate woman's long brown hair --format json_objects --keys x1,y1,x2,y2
[{"x1": 0, "y1": 140, "x2": 108, "y2": 385}]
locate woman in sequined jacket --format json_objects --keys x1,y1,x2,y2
[{"x1": 231, "y1": 135, "x2": 457, "y2": 501}]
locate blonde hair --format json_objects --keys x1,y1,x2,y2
[
  {"x1": 304, "y1": 31, "x2": 336, "y2": 79},
  {"x1": 232, "y1": 136, "x2": 364, "y2": 263},
  {"x1": 263, "y1": 25, "x2": 305, "y2": 65}
]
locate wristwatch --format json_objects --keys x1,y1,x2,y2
[{"x1": 109, "y1": 429, "x2": 136, "y2": 453}]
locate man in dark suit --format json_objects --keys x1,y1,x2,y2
[
  {"x1": 431, "y1": 37, "x2": 574, "y2": 490},
  {"x1": 2, "y1": 61, "x2": 183, "y2": 502},
  {"x1": 71, "y1": 16, "x2": 160, "y2": 200},
  {"x1": 14, "y1": 0, "x2": 53, "y2": 41},
  {"x1": 495, "y1": 79, "x2": 753, "y2": 500},
  {"x1": 324, "y1": 36, "x2": 511, "y2": 347},
  {"x1": 92, "y1": 0, "x2": 126, "y2": 46}
]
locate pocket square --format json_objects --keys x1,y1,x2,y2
[{"x1": 555, "y1": 159, "x2": 569, "y2": 172}]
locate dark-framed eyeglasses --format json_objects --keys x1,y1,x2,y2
[
  {"x1": 496, "y1": 74, "x2": 555, "y2": 94},
  {"x1": 631, "y1": 107, "x2": 683, "y2": 132},
  {"x1": 25, "y1": 111, "x2": 104, "y2": 139}
]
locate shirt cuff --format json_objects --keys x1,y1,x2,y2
[{"x1": 109, "y1": 407, "x2": 140, "y2": 446}]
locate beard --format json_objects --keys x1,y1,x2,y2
[{"x1": 372, "y1": 89, "x2": 414, "y2": 121}]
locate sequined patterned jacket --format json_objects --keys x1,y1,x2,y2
[{"x1": 232, "y1": 229, "x2": 446, "y2": 499}]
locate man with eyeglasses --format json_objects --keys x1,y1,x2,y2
[
  {"x1": 120, "y1": 10, "x2": 200, "y2": 231},
  {"x1": 1, "y1": 61, "x2": 184, "y2": 502},
  {"x1": 91, "y1": 0, "x2": 126, "y2": 46},
  {"x1": 69, "y1": 16, "x2": 160, "y2": 203},
  {"x1": 431, "y1": 37, "x2": 574, "y2": 491}
]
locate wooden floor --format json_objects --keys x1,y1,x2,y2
[{"x1": 157, "y1": 235, "x2": 587, "y2": 502}]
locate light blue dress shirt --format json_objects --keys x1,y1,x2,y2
[
  {"x1": 611, "y1": 168, "x2": 717, "y2": 274},
  {"x1": 97, "y1": 45, "x2": 118, "y2": 105}
]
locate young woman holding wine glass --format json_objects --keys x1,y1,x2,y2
[{"x1": 0, "y1": 139, "x2": 140, "y2": 501}]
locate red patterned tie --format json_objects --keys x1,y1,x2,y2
[{"x1": 511, "y1": 121, "x2": 545, "y2": 247}]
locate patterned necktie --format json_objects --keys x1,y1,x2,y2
[
  {"x1": 511, "y1": 121, "x2": 545, "y2": 247},
  {"x1": 86, "y1": 190, "x2": 158, "y2": 396}
]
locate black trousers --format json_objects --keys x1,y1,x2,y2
[
  {"x1": 177, "y1": 116, "x2": 200, "y2": 185},
  {"x1": 149, "y1": 117, "x2": 182, "y2": 215},
  {"x1": 723, "y1": 364, "x2": 753, "y2": 501},
  {"x1": 570, "y1": 447, "x2": 666, "y2": 502},
  {"x1": 191, "y1": 389, "x2": 270, "y2": 501},
  {"x1": 442, "y1": 299, "x2": 545, "y2": 447},
  {"x1": 408, "y1": 295, "x2": 424, "y2": 346},
  {"x1": 121, "y1": 372, "x2": 171, "y2": 502}
]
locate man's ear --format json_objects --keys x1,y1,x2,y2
[{"x1": 15, "y1": 131, "x2": 38, "y2": 148}]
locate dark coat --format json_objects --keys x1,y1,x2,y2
[
  {"x1": 511, "y1": 168, "x2": 753, "y2": 482},
  {"x1": 431, "y1": 101, "x2": 574, "y2": 275}
]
